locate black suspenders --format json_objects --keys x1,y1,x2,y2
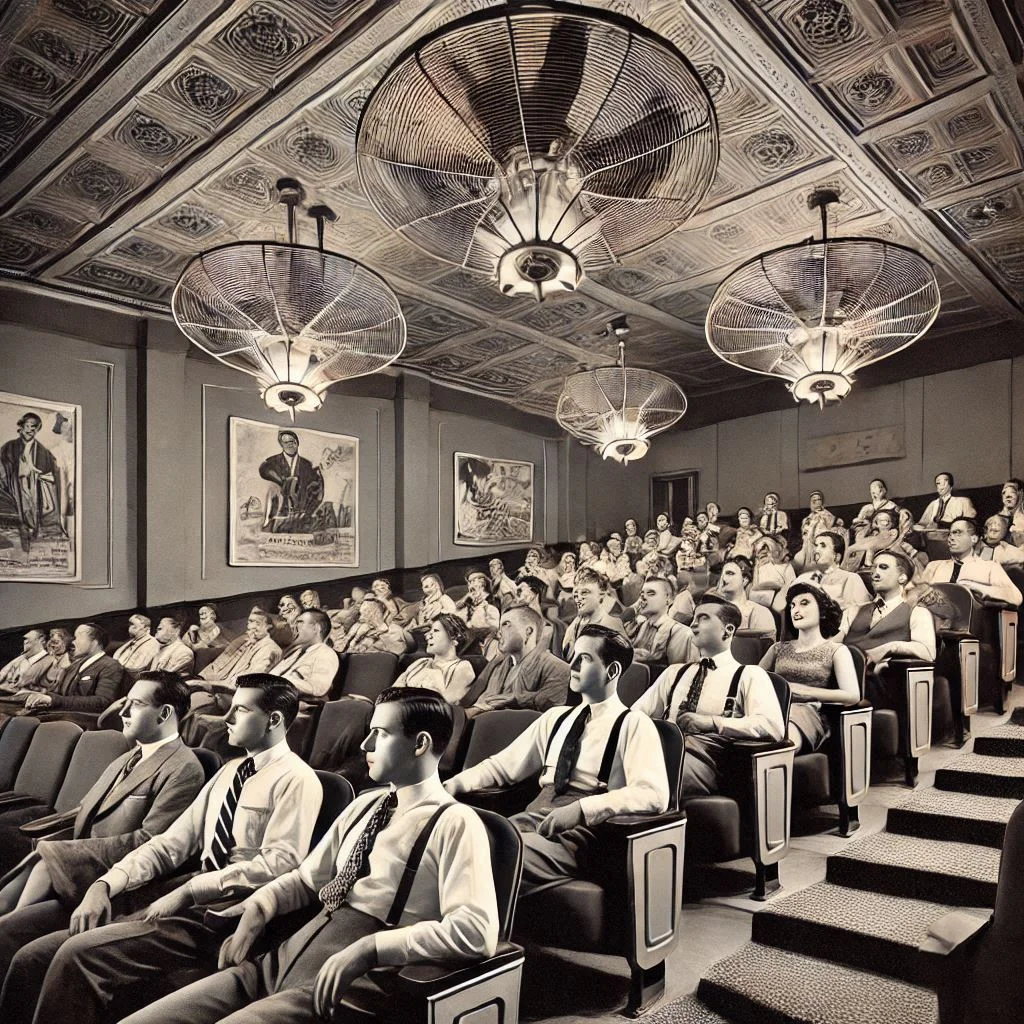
[
  {"x1": 385, "y1": 804, "x2": 451, "y2": 926},
  {"x1": 543, "y1": 705, "x2": 631, "y2": 792},
  {"x1": 664, "y1": 663, "x2": 745, "y2": 717}
]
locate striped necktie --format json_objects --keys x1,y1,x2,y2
[
  {"x1": 202, "y1": 757, "x2": 256, "y2": 872},
  {"x1": 319, "y1": 792, "x2": 397, "y2": 912}
]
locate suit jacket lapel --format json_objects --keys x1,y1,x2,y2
[{"x1": 98, "y1": 739, "x2": 183, "y2": 813}]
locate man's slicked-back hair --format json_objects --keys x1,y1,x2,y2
[
  {"x1": 723, "y1": 554, "x2": 754, "y2": 588},
  {"x1": 577, "y1": 623, "x2": 634, "y2": 675},
  {"x1": 875, "y1": 549, "x2": 916, "y2": 583},
  {"x1": 304, "y1": 608, "x2": 332, "y2": 639},
  {"x1": 517, "y1": 574, "x2": 547, "y2": 598},
  {"x1": 234, "y1": 673, "x2": 300, "y2": 728},
  {"x1": 819, "y1": 530, "x2": 846, "y2": 560},
  {"x1": 80, "y1": 622, "x2": 109, "y2": 650},
  {"x1": 137, "y1": 670, "x2": 191, "y2": 721},
  {"x1": 694, "y1": 593, "x2": 743, "y2": 632},
  {"x1": 936, "y1": 471, "x2": 954, "y2": 487},
  {"x1": 375, "y1": 686, "x2": 454, "y2": 755},
  {"x1": 950, "y1": 515, "x2": 978, "y2": 536}
]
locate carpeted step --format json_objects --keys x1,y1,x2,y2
[
  {"x1": 643, "y1": 993, "x2": 732, "y2": 1024},
  {"x1": 886, "y1": 787, "x2": 1019, "y2": 847},
  {"x1": 1009, "y1": 708, "x2": 1024, "y2": 727},
  {"x1": 972, "y1": 723, "x2": 1024, "y2": 758},
  {"x1": 751, "y1": 881, "x2": 978, "y2": 984},
  {"x1": 697, "y1": 942, "x2": 938, "y2": 1024},
  {"x1": 826, "y1": 831, "x2": 1001, "y2": 906},
  {"x1": 934, "y1": 752, "x2": 1024, "y2": 799}
]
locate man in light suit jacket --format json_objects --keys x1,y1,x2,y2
[
  {"x1": 0, "y1": 672, "x2": 205, "y2": 981},
  {"x1": 23, "y1": 622, "x2": 126, "y2": 715}
]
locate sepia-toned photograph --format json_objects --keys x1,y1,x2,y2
[
  {"x1": 229, "y1": 417, "x2": 357, "y2": 567},
  {"x1": 0, "y1": 391, "x2": 80, "y2": 582},
  {"x1": 454, "y1": 451, "x2": 534, "y2": 546}
]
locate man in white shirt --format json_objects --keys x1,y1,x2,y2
[
  {"x1": 976, "y1": 514, "x2": 1024, "y2": 567},
  {"x1": 194, "y1": 608, "x2": 283, "y2": 690},
  {"x1": 151, "y1": 616, "x2": 195, "y2": 676},
  {"x1": 914, "y1": 472, "x2": 976, "y2": 532},
  {"x1": 0, "y1": 629, "x2": 53, "y2": 692},
  {"x1": 489, "y1": 557, "x2": 519, "y2": 611},
  {"x1": 792, "y1": 531, "x2": 871, "y2": 610},
  {"x1": 852, "y1": 478, "x2": 897, "y2": 531},
  {"x1": 626, "y1": 576, "x2": 698, "y2": 666},
  {"x1": 117, "y1": 687, "x2": 499, "y2": 1024},
  {"x1": 337, "y1": 597, "x2": 408, "y2": 656},
  {"x1": 920, "y1": 517, "x2": 1022, "y2": 606},
  {"x1": 113, "y1": 615, "x2": 161, "y2": 677},
  {"x1": 5, "y1": 675, "x2": 322, "y2": 1024},
  {"x1": 634, "y1": 596, "x2": 785, "y2": 797},
  {"x1": 562, "y1": 567, "x2": 626, "y2": 658},
  {"x1": 758, "y1": 491, "x2": 789, "y2": 541},
  {"x1": 447, "y1": 624, "x2": 669, "y2": 894}
]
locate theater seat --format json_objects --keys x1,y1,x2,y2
[
  {"x1": 0, "y1": 721, "x2": 82, "y2": 818},
  {"x1": 311, "y1": 770, "x2": 355, "y2": 845},
  {"x1": 868, "y1": 657, "x2": 937, "y2": 787},
  {"x1": 455, "y1": 709, "x2": 541, "y2": 816},
  {"x1": 617, "y1": 661, "x2": 651, "y2": 706},
  {"x1": 342, "y1": 652, "x2": 400, "y2": 701},
  {"x1": 0, "y1": 716, "x2": 40, "y2": 791},
  {"x1": 192, "y1": 747, "x2": 221, "y2": 782}
]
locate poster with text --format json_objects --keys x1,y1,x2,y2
[
  {"x1": 0, "y1": 391, "x2": 81, "y2": 582},
  {"x1": 229, "y1": 417, "x2": 358, "y2": 567},
  {"x1": 455, "y1": 452, "x2": 534, "y2": 546}
]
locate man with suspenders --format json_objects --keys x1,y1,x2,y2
[
  {"x1": 446, "y1": 624, "x2": 669, "y2": 894},
  {"x1": 118, "y1": 686, "x2": 500, "y2": 1024},
  {"x1": 633, "y1": 596, "x2": 785, "y2": 798}
]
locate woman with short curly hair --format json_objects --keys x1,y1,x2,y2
[{"x1": 394, "y1": 613, "x2": 475, "y2": 704}]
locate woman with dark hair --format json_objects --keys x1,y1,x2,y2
[
  {"x1": 394, "y1": 613, "x2": 475, "y2": 704},
  {"x1": 760, "y1": 582, "x2": 860, "y2": 752}
]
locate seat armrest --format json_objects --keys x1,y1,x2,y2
[
  {"x1": 0, "y1": 793, "x2": 38, "y2": 810},
  {"x1": 731, "y1": 739, "x2": 793, "y2": 753},
  {"x1": 457, "y1": 780, "x2": 538, "y2": 817},
  {"x1": 885, "y1": 658, "x2": 934, "y2": 669},
  {"x1": 391, "y1": 942, "x2": 525, "y2": 995},
  {"x1": 20, "y1": 807, "x2": 80, "y2": 837},
  {"x1": 597, "y1": 811, "x2": 685, "y2": 834},
  {"x1": 920, "y1": 909, "x2": 991, "y2": 955}
]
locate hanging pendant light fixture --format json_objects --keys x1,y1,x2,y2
[
  {"x1": 355, "y1": 1, "x2": 718, "y2": 301},
  {"x1": 557, "y1": 317, "x2": 687, "y2": 464},
  {"x1": 704, "y1": 189, "x2": 940, "y2": 408},
  {"x1": 171, "y1": 178, "x2": 406, "y2": 417}
]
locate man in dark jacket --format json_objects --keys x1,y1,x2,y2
[{"x1": 23, "y1": 622, "x2": 126, "y2": 715}]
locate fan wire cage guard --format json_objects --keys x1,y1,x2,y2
[
  {"x1": 557, "y1": 355, "x2": 687, "y2": 464},
  {"x1": 172, "y1": 242, "x2": 406, "y2": 416},
  {"x1": 356, "y1": 1, "x2": 718, "y2": 300},
  {"x1": 705, "y1": 193, "x2": 940, "y2": 408}
]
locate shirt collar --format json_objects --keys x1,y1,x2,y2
[
  {"x1": 250, "y1": 737, "x2": 292, "y2": 772},
  {"x1": 392, "y1": 774, "x2": 447, "y2": 812},
  {"x1": 25, "y1": 649, "x2": 48, "y2": 665},
  {"x1": 80, "y1": 651, "x2": 104, "y2": 670},
  {"x1": 585, "y1": 691, "x2": 627, "y2": 717},
  {"x1": 704, "y1": 649, "x2": 739, "y2": 672},
  {"x1": 137, "y1": 733, "x2": 179, "y2": 761}
]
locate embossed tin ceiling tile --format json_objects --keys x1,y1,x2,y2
[
  {"x1": 364, "y1": 237, "x2": 448, "y2": 285},
  {"x1": 906, "y1": 26, "x2": 981, "y2": 94},
  {"x1": 153, "y1": 59, "x2": 257, "y2": 127},
  {"x1": 977, "y1": 240, "x2": 1024, "y2": 285},
  {"x1": 2, "y1": 205, "x2": 86, "y2": 243},
  {"x1": 829, "y1": 56, "x2": 919, "y2": 126},
  {"x1": 258, "y1": 121, "x2": 351, "y2": 183},
  {"x1": 108, "y1": 235, "x2": 183, "y2": 271},
  {"x1": 194, "y1": 163, "x2": 279, "y2": 216},
  {"x1": 588, "y1": 262, "x2": 676, "y2": 297},
  {"x1": 209, "y1": 2, "x2": 326, "y2": 83},
  {"x1": 49, "y1": 154, "x2": 140, "y2": 218},
  {"x1": 632, "y1": 235, "x2": 704, "y2": 281},
  {"x1": 0, "y1": 99, "x2": 42, "y2": 152},
  {"x1": 61, "y1": 258, "x2": 170, "y2": 299},
  {"x1": 954, "y1": 140, "x2": 1021, "y2": 184},
  {"x1": 0, "y1": 52, "x2": 72, "y2": 113},
  {"x1": 513, "y1": 295, "x2": 612, "y2": 335},
  {"x1": 429, "y1": 268, "x2": 535, "y2": 316},
  {"x1": 775, "y1": 0, "x2": 878, "y2": 65},
  {"x1": 52, "y1": 0, "x2": 137, "y2": 43},
  {"x1": 649, "y1": 288, "x2": 713, "y2": 321},
  {"x1": 942, "y1": 187, "x2": 1024, "y2": 239},
  {"x1": 0, "y1": 230, "x2": 55, "y2": 271},
  {"x1": 154, "y1": 201, "x2": 227, "y2": 240},
  {"x1": 940, "y1": 100, "x2": 1002, "y2": 146},
  {"x1": 105, "y1": 110, "x2": 200, "y2": 168},
  {"x1": 409, "y1": 351, "x2": 478, "y2": 375},
  {"x1": 398, "y1": 299, "x2": 481, "y2": 341},
  {"x1": 312, "y1": 82, "x2": 377, "y2": 139},
  {"x1": 874, "y1": 128, "x2": 938, "y2": 169}
]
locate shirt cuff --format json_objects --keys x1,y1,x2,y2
[
  {"x1": 187, "y1": 872, "x2": 222, "y2": 904},
  {"x1": 374, "y1": 929, "x2": 408, "y2": 967},
  {"x1": 98, "y1": 866, "x2": 130, "y2": 897},
  {"x1": 578, "y1": 793, "x2": 609, "y2": 826}
]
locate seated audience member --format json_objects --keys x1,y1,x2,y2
[
  {"x1": 712, "y1": 556, "x2": 777, "y2": 638},
  {"x1": 394, "y1": 614, "x2": 475, "y2": 705},
  {"x1": 151, "y1": 616, "x2": 195, "y2": 676},
  {"x1": 405, "y1": 572, "x2": 459, "y2": 638},
  {"x1": 335, "y1": 596, "x2": 408, "y2": 656},
  {"x1": 919, "y1": 517, "x2": 1022, "y2": 605},
  {"x1": 0, "y1": 675, "x2": 322, "y2": 1024},
  {"x1": 112, "y1": 615, "x2": 161, "y2": 677},
  {"x1": 914, "y1": 472, "x2": 976, "y2": 532},
  {"x1": 635, "y1": 536, "x2": 668, "y2": 578},
  {"x1": 633, "y1": 596, "x2": 785, "y2": 798},
  {"x1": 328, "y1": 585, "x2": 369, "y2": 642},
  {"x1": 627, "y1": 575, "x2": 698, "y2": 666},
  {"x1": 371, "y1": 578, "x2": 407, "y2": 623},
  {"x1": 760, "y1": 584, "x2": 859, "y2": 753},
  {"x1": 447, "y1": 625, "x2": 669, "y2": 894},
  {"x1": 705, "y1": 501, "x2": 723, "y2": 540},
  {"x1": 0, "y1": 629, "x2": 53, "y2": 692},
  {"x1": 455, "y1": 570, "x2": 501, "y2": 643},
  {"x1": 517, "y1": 547, "x2": 557, "y2": 593},
  {"x1": 852, "y1": 478, "x2": 898, "y2": 530},
  {"x1": 23, "y1": 623, "x2": 126, "y2": 715},
  {"x1": 118, "y1": 687, "x2": 500, "y2": 1024},
  {"x1": 623, "y1": 518, "x2": 643, "y2": 556},
  {"x1": 42, "y1": 628, "x2": 74, "y2": 688},
  {"x1": 467, "y1": 605, "x2": 570, "y2": 717},
  {"x1": 514, "y1": 574, "x2": 558, "y2": 654},
  {"x1": 729, "y1": 507, "x2": 763, "y2": 560},
  {"x1": 185, "y1": 604, "x2": 224, "y2": 650},
  {"x1": 0, "y1": 673, "x2": 205, "y2": 965},
  {"x1": 792, "y1": 531, "x2": 871, "y2": 610},
  {"x1": 670, "y1": 579, "x2": 697, "y2": 626},
  {"x1": 794, "y1": 490, "x2": 836, "y2": 572},
  {"x1": 193, "y1": 607, "x2": 282, "y2": 691},
  {"x1": 655, "y1": 513, "x2": 681, "y2": 557},
  {"x1": 976, "y1": 514, "x2": 1024, "y2": 567},
  {"x1": 299, "y1": 589, "x2": 321, "y2": 610},
  {"x1": 555, "y1": 551, "x2": 578, "y2": 592},
  {"x1": 603, "y1": 534, "x2": 632, "y2": 585},
  {"x1": 275, "y1": 594, "x2": 302, "y2": 644},
  {"x1": 895, "y1": 506, "x2": 929, "y2": 570},
  {"x1": 997, "y1": 478, "x2": 1024, "y2": 545},
  {"x1": 489, "y1": 558, "x2": 519, "y2": 611},
  {"x1": 675, "y1": 535, "x2": 706, "y2": 574},
  {"x1": 836, "y1": 550, "x2": 936, "y2": 670},
  {"x1": 750, "y1": 535, "x2": 796, "y2": 614},
  {"x1": 844, "y1": 508, "x2": 899, "y2": 570},
  {"x1": 563, "y1": 567, "x2": 626, "y2": 658},
  {"x1": 758, "y1": 491, "x2": 789, "y2": 541}
]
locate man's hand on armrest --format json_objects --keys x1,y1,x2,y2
[
  {"x1": 313, "y1": 934, "x2": 379, "y2": 1018},
  {"x1": 537, "y1": 802, "x2": 583, "y2": 838}
]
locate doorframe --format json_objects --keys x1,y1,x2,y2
[{"x1": 650, "y1": 471, "x2": 699, "y2": 527}]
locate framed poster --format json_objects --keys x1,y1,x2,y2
[
  {"x1": 0, "y1": 391, "x2": 81, "y2": 582},
  {"x1": 454, "y1": 452, "x2": 534, "y2": 546},
  {"x1": 229, "y1": 417, "x2": 358, "y2": 567}
]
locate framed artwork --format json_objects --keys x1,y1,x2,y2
[
  {"x1": 0, "y1": 391, "x2": 81, "y2": 582},
  {"x1": 454, "y1": 452, "x2": 534, "y2": 546},
  {"x1": 229, "y1": 417, "x2": 358, "y2": 567}
]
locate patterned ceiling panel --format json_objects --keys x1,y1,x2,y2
[{"x1": 0, "y1": 0, "x2": 1020, "y2": 418}]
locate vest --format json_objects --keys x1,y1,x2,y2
[{"x1": 845, "y1": 601, "x2": 912, "y2": 651}]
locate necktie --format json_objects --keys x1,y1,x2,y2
[
  {"x1": 122, "y1": 749, "x2": 143, "y2": 779},
  {"x1": 871, "y1": 597, "x2": 886, "y2": 623},
  {"x1": 811, "y1": 571, "x2": 824, "y2": 584},
  {"x1": 553, "y1": 707, "x2": 591, "y2": 795},
  {"x1": 936, "y1": 498, "x2": 949, "y2": 524},
  {"x1": 682, "y1": 657, "x2": 717, "y2": 714},
  {"x1": 319, "y1": 792, "x2": 398, "y2": 912},
  {"x1": 202, "y1": 757, "x2": 256, "y2": 872},
  {"x1": 950, "y1": 561, "x2": 963, "y2": 582}
]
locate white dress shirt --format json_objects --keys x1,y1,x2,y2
[
  {"x1": 838, "y1": 595, "x2": 936, "y2": 661},
  {"x1": 448, "y1": 694, "x2": 669, "y2": 826},
  {"x1": 0, "y1": 649, "x2": 53, "y2": 688},
  {"x1": 920, "y1": 555, "x2": 1022, "y2": 606},
  {"x1": 251, "y1": 776, "x2": 499, "y2": 967},
  {"x1": 152, "y1": 639, "x2": 195, "y2": 674},
  {"x1": 634, "y1": 651, "x2": 785, "y2": 741},
  {"x1": 199, "y1": 633, "x2": 282, "y2": 682},
  {"x1": 273, "y1": 641, "x2": 340, "y2": 697},
  {"x1": 793, "y1": 566, "x2": 871, "y2": 610},
  {"x1": 976, "y1": 541, "x2": 1024, "y2": 567},
  {"x1": 916, "y1": 494, "x2": 976, "y2": 529},
  {"x1": 393, "y1": 657, "x2": 475, "y2": 704},
  {"x1": 98, "y1": 739, "x2": 322, "y2": 904}
]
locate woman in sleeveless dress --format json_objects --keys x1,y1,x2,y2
[
  {"x1": 760, "y1": 582, "x2": 860, "y2": 752},
  {"x1": 393, "y1": 613, "x2": 475, "y2": 704}
]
